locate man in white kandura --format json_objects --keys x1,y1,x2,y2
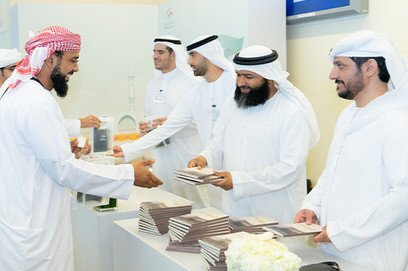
[
  {"x1": 0, "y1": 48, "x2": 101, "y2": 136},
  {"x1": 295, "y1": 30, "x2": 408, "y2": 271},
  {"x1": 138, "y1": 36, "x2": 202, "y2": 199},
  {"x1": 189, "y1": 45, "x2": 319, "y2": 223},
  {"x1": 0, "y1": 26, "x2": 162, "y2": 271},
  {"x1": 113, "y1": 35, "x2": 236, "y2": 207},
  {"x1": 0, "y1": 48, "x2": 21, "y2": 90}
]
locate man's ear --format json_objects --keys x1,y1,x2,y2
[
  {"x1": 267, "y1": 79, "x2": 275, "y2": 89},
  {"x1": 45, "y1": 55, "x2": 56, "y2": 68},
  {"x1": 363, "y1": 59, "x2": 378, "y2": 77}
]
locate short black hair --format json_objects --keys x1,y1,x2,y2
[
  {"x1": 350, "y1": 56, "x2": 390, "y2": 83},
  {"x1": 166, "y1": 46, "x2": 174, "y2": 54},
  {"x1": 54, "y1": 51, "x2": 64, "y2": 58}
]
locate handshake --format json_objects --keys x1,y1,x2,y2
[{"x1": 131, "y1": 159, "x2": 163, "y2": 189}]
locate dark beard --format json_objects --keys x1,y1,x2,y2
[
  {"x1": 51, "y1": 65, "x2": 69, "y2": 97},
  {"x1": 234, "y1": 80, "x2": 270, "y2": 108},
  {"x1": 336, "y1": 71, "x2": 364, "y2": 100}
]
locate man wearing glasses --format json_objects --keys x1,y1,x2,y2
[{"x1": 0, "y1": 48, "x2": 21, "y2": 89}]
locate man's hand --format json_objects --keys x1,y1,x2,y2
[
  {"x1": 111, "y1": 145, "x2": 124, "y2": 158},
  {"x1": 70, "y1": 139, "x2": 92, "y2": 159},
  {"x1": 151, "y1": 117, "x2": 167, "y2": 128},
  {"x1": 188, "y1": 155, "x2": 208, "y2": 169},
  {"x1": 212, "y1": 171, "x2": 233, "y2": 190},
  {"x1": 294, "y1": 209, "x2": 318, "y2": 224},
  {"x1": 313, "y1": 226, "x2": 331, "y2": 243},
  {"x1": 80, "y1": 114, "x2": 101, "y2": 128},
  {"x1": 132, "y1": 159, "x2": 163, "y2": 188},
  {"x1": 138, "y1": 121, "x2": 149, "y2": 136}
]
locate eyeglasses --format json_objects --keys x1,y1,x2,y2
[{"x1": 2, "y1": 65, "x2": 17, "y2": 72}]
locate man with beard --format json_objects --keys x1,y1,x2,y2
[
  {"x1": 188, "y1": 45, "x2": 320, "y2": 223},
  {"x1": 112, "y1": 35, "x2": 236, "y2": 208},
  {"x1": 0, "y1": 26, "x2": 162, "y2": 271},
  {"x1": 295, "y1": 31, "x2": 408, "y2": 271},
  {"x1": 0, "y1": 48, "x2": 101, "y2": 138}
]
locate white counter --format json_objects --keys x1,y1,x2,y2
[
  {"x1": 112, "y1": 218, "x2": 369, "y2": 271},
  {"x1": 71, "y1": 187, "x2": 187, "y2": 271}
]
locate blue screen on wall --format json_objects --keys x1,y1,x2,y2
[{"x1": 287, "y1": 0, "x2": 350, "y2": 16}]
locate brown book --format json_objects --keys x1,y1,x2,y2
[
  {"x1": 138, "y1": 199, "x2": 192, "y2": 236},
  {"x1": 168, "y1": 207, "x2": 230, "y2": 248},
  {"x1": 229, "y1": 215, "x2": 279, "y2": 233},
  {"x1": 263, "y1": 222, "x2": 323, "y2": 237},
  {"x1": 199, "y1": 232, "x2": 253, "y2": 268},
  {"x1": 174, "y1": 167, "x2": 224, "y2": 185}
]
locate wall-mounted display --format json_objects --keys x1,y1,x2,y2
[{"x1": 287, "y1": 0, "x2": 368, "y2": 25}]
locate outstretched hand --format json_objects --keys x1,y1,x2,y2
[
  {"x1": 70, "y1": 138, "x2": 92, "y2": 159},
  {"x1": 110, "y1": 145, "x2": 124, "y2": 158},
  {"x1": 80, "y1": 114, "x2": 101, "y2": 128},
  {"x1": 313, "y1": 227, "x2": 331, "y2": 243},
  {"x1": 132, "y1": 159, "x2": 163, "y2": 188},
  {"x1": 294, "y1": 209, "x2": 318, "y2": 224},
  {"x1": 188, "y1": 155, "x2": 207, "y2": 169},
  {"x1": 212, "y1": 171, "x2": 233, "y2": 190}
]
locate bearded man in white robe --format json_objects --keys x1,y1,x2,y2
[
  {"x1": 188, "y1": 45, "x2": 320, "y2": 224},
  {"x1": 295, "y1": 30, "x2": 408, "y2": 271},
  {"x1": 0, "y1": 26, "x2": 162, "y2": 271},
  {"x1": 0, "y1": 48, "x2": 101, "y2": 137}
]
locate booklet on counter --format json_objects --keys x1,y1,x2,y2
[
  {"x1": 263, "y1": 222, "x2": 323, "y2": 237},
  {"x1": 174, "y1": 167, "x2": 224, "y2": 185},
  {"x1": 167, "y1": 207, "x2": 230, "y2": 253},
  {"x1": 138, "y1": 199, "x2": 192, "y2": 236},
  {"x1": 229, "y1": 215, "x2": 279, "y2": 233}
]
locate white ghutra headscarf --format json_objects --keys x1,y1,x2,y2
[
  {"x1": 186, "y1": 35, "x2": 235, "y2": 75},
  {"x1": 153, "y1": 35, "x2": 193, "y2": 78},
  {"x1": 329, "y1": 30, "x2": 408, "y2": 91}
]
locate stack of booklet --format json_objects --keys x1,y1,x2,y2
[
  {"x1": 229, "y1": 215, "x2": 279, "y2": 234},
  {"x1": 167, "y1": 207, "x2": 230, "y2": 253},
  {"x1": 174, "y1": 167, "x2": 223, "y2": 185},
  {"x1": 198, "y1": 231, "x2": 253, "y2": 271},
  {"x1": 263, "y1": 222, "x2": 323, "y2": 237},
  {"x1": 138, "y1": 200, "x2": 193, "y2": 235}
]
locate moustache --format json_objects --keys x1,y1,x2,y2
[{"x1": 335, "y1": 79, "x2": 344, "y2": 84}]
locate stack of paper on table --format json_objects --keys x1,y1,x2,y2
[
  {"x1": 138, "y1": 199, "x2": 192, "y2": 235},
  {"x1": 198, "y1": 231, "x2": 253, "y2": 271},
  {"x1": 229, "y1": 215, "x2": 279, "y2": 234},
  {"x1": 174, "y1": 167, "x2": 223, "y2": 185},
  {"x1": 263, "y1": 222, "x2": 323, "y2": 237},
  {"x1": 167, "y1": 207, "x2": 230, "y2": 253}
]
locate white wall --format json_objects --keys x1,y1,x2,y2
[
  {"x1": 9, "y1": 3, "x2": 158, "y2": 128},
  {"x1": 287, "y1": 0, "x2": 408, "y2": 183},
  {"x1": 247, "y1": 0, "x2": 286, "y2": 68},
  {"x1": 158, "y1": 0, "x2": 247, "y2": 55},
  {"x1": 158, "y1": 0, "x2": 286, "y2": 65}
]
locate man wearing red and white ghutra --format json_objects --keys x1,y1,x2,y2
[{"x1": 0, "y1": 26, "x2": 162, "y2": 271}]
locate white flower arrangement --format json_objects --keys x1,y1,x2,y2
[{"x1": 225, "y1": 233, "x2": 301, "y2": 271}]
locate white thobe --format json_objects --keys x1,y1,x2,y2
[
  {"x1": 64, "y1": 118, "x2": 80, "y2": 137},
  {"x1": 0, "y1": 80, "x2": 134, "y2": 271},
  {"x1": 121, "y1": 70, "x2": 236, "y2": 159},
  {"x1": 121, "y1": 70, "x2": 235, "y2": 208},
  {"x1": 302, "y1": 95, "x2": 408, "y2": 271},
  {"x1": 201, "y1": 91, "x2": 311, "y2": 224},
  {"x1": 143, "y1": 69, "x2": 202, "y2": 202}
]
